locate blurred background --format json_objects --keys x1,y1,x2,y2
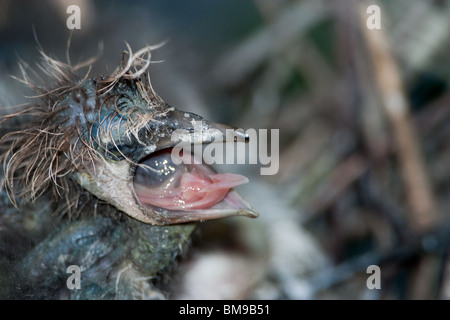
[{"x1": 1, "y1": 0, "x2": 450, "y2": 299}]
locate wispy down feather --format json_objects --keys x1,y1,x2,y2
[{"x1": 0, "y1": 44, "x2": 166, "y2": 216}]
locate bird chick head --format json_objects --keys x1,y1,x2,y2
[{"x1": 0, "y1": 45, "x2": 258, "y2": 225}]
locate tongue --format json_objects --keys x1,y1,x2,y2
[{"x1": 134, "y1": 172, "x2": 249, "y2": 210}]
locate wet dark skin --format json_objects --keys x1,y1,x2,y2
[
  {"x1": 0, "y1": 47, "x2": 257, "y2": 299},
  {"x1": 0, "y1": 190, "x2": 195, "y2": 299}
]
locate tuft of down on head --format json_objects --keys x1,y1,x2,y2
[{"x1": 0, "y1": 44, "x2": 166, "y2": 217}]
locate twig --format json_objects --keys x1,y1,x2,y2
[
  {"x1": 305, "y1": 222, "x2": 449, "y2": 297},
  {"x1": 214, "y1": 0, "x2": 328, "y2": 87},
  {"x1": 357, "y1": 1, "x2": 438, "y2": 232},
  {"x1": 303, "y1": 154, "x2": 368, "y2": 222},
  {"x1": 357, "y1": 0, "x2": 440, "y2": 299}
]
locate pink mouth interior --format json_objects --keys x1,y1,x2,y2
[{"x1": 133, "y1": 149, "x2": 248, "y2": 211}]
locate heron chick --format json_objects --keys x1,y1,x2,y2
[{"x1": 0, "y1": 45, "x2": 258, "y2": 299}]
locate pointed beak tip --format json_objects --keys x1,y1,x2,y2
[{"x1": 239, "y1": 208, "x2": 259, "y2": 218}]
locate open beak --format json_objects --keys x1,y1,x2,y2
[{"x1": 131, "y1": 108, "x2": 259, "y2": 225}]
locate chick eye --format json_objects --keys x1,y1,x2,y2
[{"x1": 134, "y1": 149, "x2": 178, "y2": 187}]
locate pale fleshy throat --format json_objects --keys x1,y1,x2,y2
[{"x1": 133, "y1": 149, "x2": 249, "y2": 211}]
